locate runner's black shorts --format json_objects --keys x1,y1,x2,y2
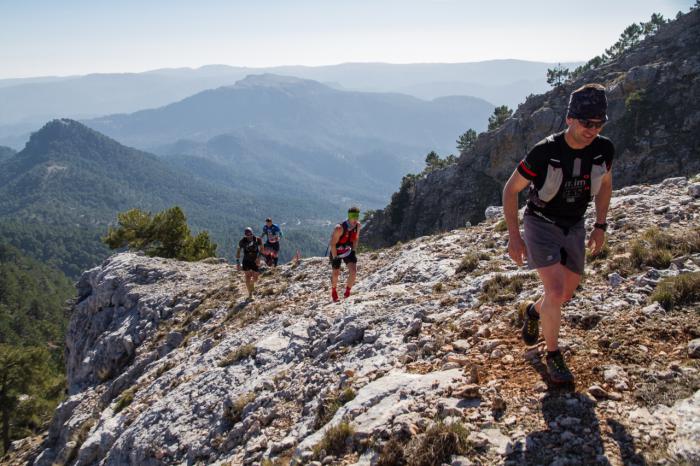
[
  {"x1": 523, "y1": 214, "x2": 585, "y2": 275},
  {"x1": 265, "y1": 241, "x2": 280, "y2": 253},
  {"x1": 241, "y1": 258, "x2": 259, "y2": 273},
  {"x1": 329, "y1": 251, "x2": 357, "y2": 269}
]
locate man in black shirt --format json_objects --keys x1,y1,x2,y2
[
  {"x1": 236, "y1": 227, "x2": 263, "y2": 300},
  {"x1": 503, "y1": 84, "x2": 614, "y2": 384}
]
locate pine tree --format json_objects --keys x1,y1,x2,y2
[
  {"x1": 456, "y1": 129, "x2": 477, "y2": 154},
  {"x1": 488, "y1": 106, "x2": 513, "y2": 131},
  {"x1": 102, "y1": 206, "x2": 217, "y2": 261},
  {"x1": 546, "y1": 63, "x2": 570, "y2": 87},
  {"x1": 424, "y1": 151, "x2": 441, "y2": 172},
  {"x1": 0, "y1": 345, "x2": 52, "y2": 454}
]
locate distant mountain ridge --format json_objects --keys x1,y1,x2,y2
[
  {"x1": 82, "y1": 74, "x2": 495, "y2": 202},
  {"x1": 363, "y1": 9, "x2": 700, "y2": 248},
  {"x1": 85, "y1": 74, "x2": 493, "y2": 155},
  {"x1": 0, "y1": 59, "x2": 579, "y2": 134}
]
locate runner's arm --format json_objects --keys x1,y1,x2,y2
[
  {"x1": 329, "y1": 225, "x2": 342, "y2": 258},
  {"x1": 588, "y1": 169, "x2": 613, "y2": 255},
  {"x1": 353, "y1": 223, "x2": 361, "y2": 250},
  {"x1": 503, "y1": 170, "x2": 530, "y2": 266},
  {"x1": 594, "y1": 169, "x2": 613, "y2": 224},
  {"x1": 503, "y1": 170, "x2": 530, "y2": 236}
]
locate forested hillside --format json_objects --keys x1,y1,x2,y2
[{"x1": 0, "y1": 242, "x2": 73, "y2": 455}]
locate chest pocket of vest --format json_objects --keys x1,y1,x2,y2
[
  {"x1": 537, "y1": 158, "x2": 563, "y2": 203},
  {"x1": 244, "y1": 240, "x2": 258, "y2": 255},
  {"x1": 590, "y1": 156, "x2": 608, "y2": 197}
]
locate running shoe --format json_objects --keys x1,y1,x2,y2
[
  {"x1": 546, "y1": 351, "x2": 575, "y2": 384},
  {"x1": 521, "y1": 303, "x2": 540, "y2": 345}
]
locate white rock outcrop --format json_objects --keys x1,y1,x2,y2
[{"x1": 30, "y1": 176, "x2": 700, "y2": 466}]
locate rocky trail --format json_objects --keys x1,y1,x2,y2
[{"x1": 5, "y1": 176, "x2": 700, "y2": 466}]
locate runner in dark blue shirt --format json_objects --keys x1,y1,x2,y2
[{"x1": 261, "y1": 218, "x2": 283, "y2": 267}]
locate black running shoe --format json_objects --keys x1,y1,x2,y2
[
  {"x1": 546, "y1": 351, "x2": 575, "y2": 384},
  {"x1": 521, "y1": 303, "x2": 540, "y2": 345}
]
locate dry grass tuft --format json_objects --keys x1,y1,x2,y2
[
  {"x1": 610, "y1": 227, "x2": 700, "y2": 276},
  {"x1": 480, "y1": 273, "x2": 535, "y2": 304},
  {"x1": 650, "y1": 272, "x2": 700, "y2": 311},
  {"x1": 376, "y1": 437, "x2": 408, "y2": 466},
  {"x1": 456, "y1": 252, "x2": 479, "y2": 274},
  {"x1": 218, "y1": 343, "x2": 256, "y2": 367},
  {"x1": 313, "y1": 387, "x2": 357, "y2": 429},
  {"x1": 313, "y1": 421, "x2": 355, "y2": 458},
  {"x1": 223, "y1": 392, "x2": 256, "y2": 424},
  {"x1": 404, "y1": 421, "x2": 471, "y2": 466},
  {"x1": 494, "y1": 219, "x2": 508, "y2": 232}
]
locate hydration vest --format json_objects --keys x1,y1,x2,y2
[
  {"x1": 333, "y1": 221, "x2": 358, "y2": 258},
  {"x1": 241, "y1": 237, "x2": 260, "y2": 259}
]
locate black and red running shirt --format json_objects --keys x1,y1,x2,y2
[{"x1": 517, "y1": 131, "x2": 614, "y2": 228}]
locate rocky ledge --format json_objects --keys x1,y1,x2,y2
[{"x1": 7, "y1": 176, "x2": 700, "y2": 466}]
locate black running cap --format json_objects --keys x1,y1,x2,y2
[{"x1": 567, "y1": 86, "x2": 608, "y2": 121}]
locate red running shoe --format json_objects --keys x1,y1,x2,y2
[
  {"x1": 344, "y1": 287, "x2": 351, "y2": 298},
  {"x1": 332, "y1": 288, "x2": 339, "y2": 302}
]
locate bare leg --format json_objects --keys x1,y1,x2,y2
[
  {"x1": 331, "y1": 268, "x2": 341, "y2": 289},
  {"x1": 346, "y1": 262, "x2": 357, "y2": 289},
  {"x1": 533, "y1": 264, "x2": 581, "y2": 351},
  {"x1": 245, "y1": 271, "x2": 259, "y2": 297}
]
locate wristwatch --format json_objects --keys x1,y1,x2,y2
[{"x1": 593, "y1": 222, "x2": 608, "y2": 231}]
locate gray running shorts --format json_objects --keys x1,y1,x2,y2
[{"x1": 522, "y1": 214, "x2": 585, "y2": 275}]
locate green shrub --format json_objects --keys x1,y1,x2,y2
[
  {"x1": 650, "y1": 272, "x2": 700, "y2": 310},
  {"x1": 113, "y1": 387, "x2": 136, "y2": 414},
  {"x1": 102, "y1": 206, "x2": 217, "y2": 261}
]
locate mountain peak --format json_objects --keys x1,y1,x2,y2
[
  {"x1": 24, "y1": 118, "x2": 112, "y2": 154},
  {"x1": 233, "y1": 73, "x2": 330, "y2": 92}
]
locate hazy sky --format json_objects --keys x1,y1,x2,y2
[{"x1": 1, "y1": 0, "x2": 695, "y2": 78}]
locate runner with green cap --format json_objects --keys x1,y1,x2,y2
[{"x1": 328, "y1": 206, "x2": 361, "y2": 302}]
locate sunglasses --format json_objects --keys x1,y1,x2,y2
[
  {"x1": 578, "y1": 118, "x2": 606, "y2": 129},
  {"x1": 244, "y1": 231, "x2": 253, "y2": 236}
]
